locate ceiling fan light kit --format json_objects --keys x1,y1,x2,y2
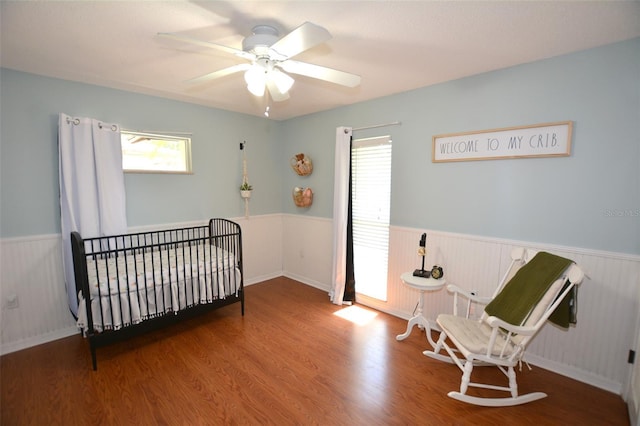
[
  {"x1": 244, "y1": 63, "x2": 267, "y2": 96},
  {"x1": 159, "y1": 21, "x2": 361, "y2": 113},
  {"x1": 243, "y1": 58, "x2": 294, "y2": 99},
  {"x1": 272, "y1": 69, "x2": 294, "y2": 92}
]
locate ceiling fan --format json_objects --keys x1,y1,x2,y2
[{"x1": 158, "y1": 22, "x2": 361, "y2": 103}]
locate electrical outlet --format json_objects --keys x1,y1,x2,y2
[{"x1": 6, "y1": 295, "x2": 19, "y2": 309}]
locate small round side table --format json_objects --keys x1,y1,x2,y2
[{"x1": 396, "y1": 271, "x2": 446, "y2": 348}]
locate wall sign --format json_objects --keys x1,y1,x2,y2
[{"x1": 432, "y1": 121, "x2": 573, "y2": 163}]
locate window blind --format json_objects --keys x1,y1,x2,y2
[{"x1": 351, "y1": 136, "x2": 392, "y2": 300}]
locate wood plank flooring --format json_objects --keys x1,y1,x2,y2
[{"x1": 1, "y1": 277, "x2": 629, "y2": 425}]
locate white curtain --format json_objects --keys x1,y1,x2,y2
[
  {"x1": 330, "y1": 126, "x2": 352, "y2": 305},
  {"x1": 59, "y1": 113, "x2": 127, "y2": 317}
]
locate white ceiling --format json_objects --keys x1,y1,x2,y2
[{"x1": 2, "y1": 1, "x2": 639, "y2": 121}]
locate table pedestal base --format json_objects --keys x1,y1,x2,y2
[
  {"x1": 395, "y1": 272, "x2": 446, "y2": 349},
  {"x1": 396, "y1": 312, "x2": 440, "y2": 348}
]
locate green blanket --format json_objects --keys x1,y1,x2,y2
[{"x1": 485, "y1": 251, "x2": 574, "y2": 328}]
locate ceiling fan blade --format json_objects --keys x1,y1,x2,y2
[
  {"x1": 186, "y1": 63, "x2": 251, "y2": 84},
  {"x1": 269, "y1": 22, "x2": 331, "y2": 60},
  {"x1": 266, "y1": 79, "x2": 290, "y2": 102},
  {"x1": 280, "y1": 60, "x2": 361, "y2": 88},
  {"x1": 158, "y1": 32, "x2": 255, "y2": 60}
]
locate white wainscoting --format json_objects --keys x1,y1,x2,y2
[
  {"x1": 281, "y1": 215, "x2": 640, "y2": 396},
  {"x1": 233, "y1": 214, "x2": 283, "y2": 285},
  {"x1": 282, "y1": 214, "x2": 334, "y2": 290},
  {"x1": 0, "y1": 234, "x2": 78, "y2": 354}
]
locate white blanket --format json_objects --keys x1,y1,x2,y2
[{"x1": 77, "y1": 243, "x2": 241, "y2": 333}]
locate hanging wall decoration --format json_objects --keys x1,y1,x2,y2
[
  {"x1": 290, "y1": 152, "x2": 313, "y2": 207},
  {"x1": 432, "y1": 121, "x2": 573, "y2": 163},
  {"x1": 290, "y1": 153, "x2": 313, "y2": 176},
  {"x1": 293, "y1": 187, "x2": 313, "y2": 207},
  {"x1": 240, "y1": 141, "x2": 252, "y2": 218}
]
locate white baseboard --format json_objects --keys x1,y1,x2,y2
[
  {"x1": 629, "y1": 398, "x2": 639, "y2": 426},
  {"x1": 244, "y1": 271, "x2": 282, "y2": 286},
  {"x1": 524, "y1": 353, "x2": 622, "y2": 395},
  {"x1": 283, "y1": 271, "x2": 330, "y2": 293},
  {"x1": 1, "y1": 326, "x2": 79, "y2": 356}
]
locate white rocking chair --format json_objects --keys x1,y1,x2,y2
[{"x1": 423, "y1": 248, "x2": 585, "y2": 407}]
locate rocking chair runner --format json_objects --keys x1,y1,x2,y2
[{"x1": 423, "y1": 248, "x2": 585, "y2": 407}]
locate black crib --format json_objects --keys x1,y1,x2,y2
[{"x1": 71, "y1": 218, "x2": 244, "y2": 370}]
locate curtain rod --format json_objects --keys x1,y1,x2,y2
[
  {"x1": 122, "y1": 129, "x2": 193, "y2": 136},
  {"x1": 65, "y1": 116, "x2": 119, "y2": 131},
  {"x1": 64, "y1": 118, "x2": 191, "y2": 136},
  {"x1": 351, "y1": 121, "x2": 401, "y2": 132}
]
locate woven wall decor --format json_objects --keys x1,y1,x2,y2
[{"x1": 290, "y1": 153, "x2": 313, "y2": 176}]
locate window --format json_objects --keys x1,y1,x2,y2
[
  {"x1": 120, "y1": 131, "x2": 192, "y2": 173},
  {"x1": 352, "y1": 135, "x2": 392, "y2": 301}
]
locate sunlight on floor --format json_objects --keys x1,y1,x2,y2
[{"x1": 333, "y1": 305, "x2": 378, "y2": 325}]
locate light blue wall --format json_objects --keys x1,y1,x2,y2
[
  {"x1": 282, "y1": 38, "x2": 640, "y2": 254},
  {"x1": 0, "y1": 70, "x2": 283, "y2": 237},
  {"x1": 1, "y1": 38, "x2": 638, "y2": 254}
]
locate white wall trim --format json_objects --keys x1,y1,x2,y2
[
  {"x1": 7, "y1": 218, "x2": 637, "y2": 264},
  {"x1": 524, "y1": 353, "x2": 622, "y2": 395},
  {"x1": 1, "y1": 233, "x2": 61, "y2": 244},
  {"x1": 391, "y1": 224, "x2": 640, "y2": 262},
  {"x1": 245, "y1": 272, "x2": 282, "y2": 286},
  {"x1": 281, "y1": 213, "x2": 331, "y2": 224},
  {"x1": 629, "y1": 399, "x2": 639, "y2": 426},
  {"x1": 1, "y1": 326, "x2": 78, "y2": 356},
  {"x1": 283, "y1": 271, "x2": 330, "y2": 293}
]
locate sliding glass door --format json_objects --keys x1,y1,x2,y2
[{"x1": 351, "y1": 135, "x2": 392, "y2": 301}]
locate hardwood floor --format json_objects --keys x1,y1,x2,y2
[{"x1": 1, "y1": 277, "x2": 629, "y2": 425}]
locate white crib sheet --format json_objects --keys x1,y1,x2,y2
[{"x1": 77, "y1": 243, "x2": 241, "y2": 333}]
